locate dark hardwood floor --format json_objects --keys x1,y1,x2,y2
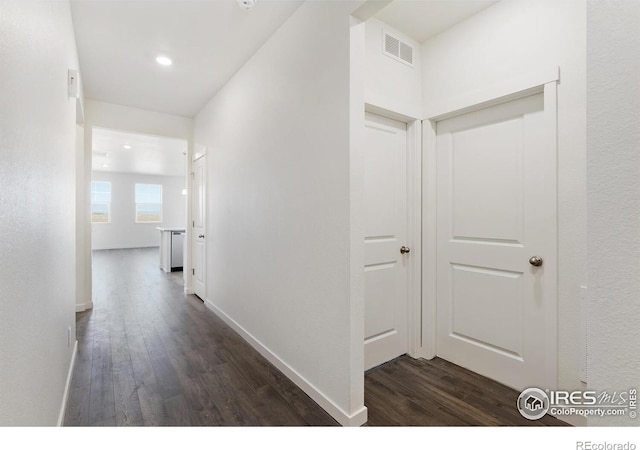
[
  {"x1": 65, "y1": 248, "x2": 337, "y2": 426},
  {"x1": 365, "y1": 356, "x2": 566, "y2": 426},
  {"x1": 64, "y1": 247, "x2": 567, "y2": 427}
]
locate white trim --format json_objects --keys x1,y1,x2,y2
[
  {"x1": 579, "y1": 285, "x2": 588, "y2": 383},
  {"x1": 75, "y1": 301, "x2": 93, "y2": 312},
  {"x1": 349, "y1": 17, "x2": 366, "y2": 420},
  {"x1": 424, "y1": 66, "x2": 559, "y2": 121},
  {"x1": 542, "y1": 80, "x2": 559, "y2": 391},
  {"x1": 93, "y1": 244, "x2": 159, "y2": 251},
  {"x1": 204, "y1": 299, "x2": 368, "y2": 427},
  {"x1": 405, "y1": 119, "x2": 422, "y2": 359},
  {"x1": 57, "y1": 340, "x2": 78, "y2": 426},
  {"x1": 421, "y1": 119, "x2": 438, "y2": 360},
  {"x1": 365, "y1": 102, "x2": 420, "y2": 122}
]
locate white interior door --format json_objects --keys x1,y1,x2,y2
[
  {"x1": 191, "y1": 155, "x2": 206, "y2": 300},
  {"x1": 364, "y1": 112, "x2": 410, "y2": 371},
  {"x1": 435, "y1": 91, "x2": 556, "y2": 391}
]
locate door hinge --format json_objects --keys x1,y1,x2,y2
[
  {"x1": 192, "y1": 221, "x2": 195, "y2": 227},
  {"x1": 192, "y1": 268, "x2": 195, "y2": 275}
]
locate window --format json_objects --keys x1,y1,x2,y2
[
  {"x1": 135, "y1": 183, "x2": 162, "y2": 223},
  {"x1": 91, "y1": 181, "x2": 111, "y2": 223}
]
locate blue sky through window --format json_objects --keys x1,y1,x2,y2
[{"x1": 135, "y1": 184, "x2": 162, "y2": 222}]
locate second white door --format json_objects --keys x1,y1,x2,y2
[{"x1": 364, "y1": 112, "x2": 410, "y2": 370}]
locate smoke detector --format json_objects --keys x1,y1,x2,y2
[{"x1": 237, "y1": 0, "x2": 257, "y2": 10}]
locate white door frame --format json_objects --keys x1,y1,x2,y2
[
  {"x1": 420, "y1": 66, "x2": 560, "y2": 390},
  {"x1": 364, "y1": 103, "x2": 423, "y2": 360}
]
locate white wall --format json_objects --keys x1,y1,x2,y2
[
  {"x1": 194, "y1": 1, "x2": 366, "y2": 426},
  {"x1": 586, "y1": 0, "x2": 640, "y2": 426},
  {"x1": 83, "y1": 100, "x2": 193, "y2": 294},
  {"x1": 85, "y1": 100, "x2": 193, "y2": 140},
  {"x1": 420, "y1": 0, "x2": 587, "y2": 425},
  {"x1": 364, "y1": 18, "x2": 422, "y2": 118},
  {"x1": 0, "y1": 0, "x2": 80, "y2": 425},
  {"x1": 91, "y1": 172, "x2": 186, "y2": 250}
]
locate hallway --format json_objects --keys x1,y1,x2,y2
[
  {"x1": 64, "y1": 248, "x2": 337, "y2": 426},
  {"x1": 64, "y1": 248, "x2": 566, "y2": 426}
]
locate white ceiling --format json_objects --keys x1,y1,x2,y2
[
  {"x1": 70, "y1": 0, "x2": 304, "y2": 117},
  {"x1": 92, "y1": 127, "x2": 187, "y2": 177},
  {"x1": 72, "y1": 0, "x2": 498, "y2": 118},
  {"x1": 375, "y1": 0, "x2": 499, "y2": 43}
]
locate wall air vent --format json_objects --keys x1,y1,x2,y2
[{"x1": 383, "y1": 31, "x2": 414, "y2": 67}]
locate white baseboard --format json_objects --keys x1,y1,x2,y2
[
  {"x1": 57, "y1": 340, "x2": 78, "y2": 426},
  {"x1": 204, "y1": 298, "x2": 367, "y2": 427},
  {"x1": 92, "y1": 245, "x2": 159, "y2": 251}
]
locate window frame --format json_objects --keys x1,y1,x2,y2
[{"x1": 90, "y1": 181, "x2": 112, "y2": 224}]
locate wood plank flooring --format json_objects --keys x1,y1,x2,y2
[
  {"x1": 64, "y1": 247, "x2": 567, "y2": 427},
  {"x1": 365, "y1": 356, "x2": 566, "y2": 426},
  {"x1": 64, "y1": 248, "x2": 337, "y2": 426}
]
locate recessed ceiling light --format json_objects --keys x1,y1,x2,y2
[
  {"x1": 102, "y1": 164, "x2": 109, "y2": 168},
  {"x1": 155, "y1": 55, "x2": 173, "y2": 66},
  {"x1": 123, "y1": 144, "x2": 132, "y2": 150},
  {"x1": 237, "y1": 0, "x2": 257, "y2": 10}
]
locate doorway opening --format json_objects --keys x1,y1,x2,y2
[{"x1": 89, "y1": 127, "x2": 189, "y2": 292}]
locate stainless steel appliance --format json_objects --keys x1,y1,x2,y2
[{"x1": 171, "y1": 231, "x2": 184, "y2": 271}]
